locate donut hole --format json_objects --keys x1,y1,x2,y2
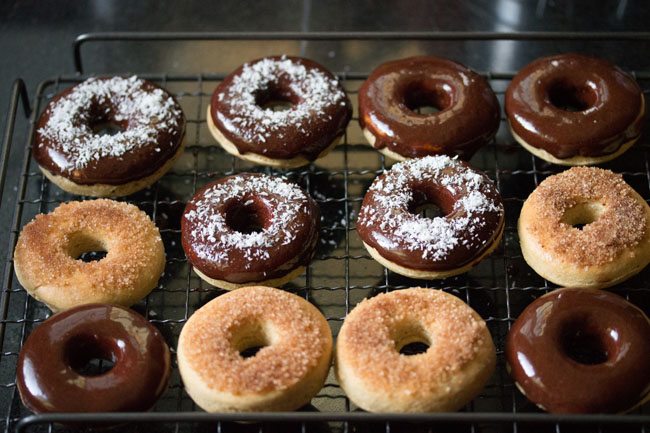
[
  {"x1": 232, "y1": 324, "x2": 273, "y2": 360},
  {"x1": 90, "y1": 121, "x2": 125, "y2": 137},
  {"x1": 66, "y1": 335, "x2": 116, "y2": 376},
  {"x1": 392, "y1": 322, "x2": 431, "y2": 357},
  {"x1": 403, "y1": 81, "x2": 453, "y2": 115},
  {"x1": 255, "y1": 85, "x2": 298, "y2": 112},
  {"x1": 408, "y1": 183, "x2": 455, "y2": 219},
  {"x1": 560, "y1": 316, "x2": 616, "y2": 365},
  {"x1": 547, "y1": 81, "x2": 598, "y2": 112},
  {"x1": 65, "y1": 232, "x2": 109, "y2": 263},
  {"x1": 224, "y1": 199, "x2": 269, "y2": 234},
  {"x1": 561, "y1": 202, "x2": 606, "y2": 231}
]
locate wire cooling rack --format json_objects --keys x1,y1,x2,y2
[{"x1": 1, "y1": 32, "x2": 650, "y2": 433}]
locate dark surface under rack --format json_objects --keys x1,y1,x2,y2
[{"x1": 1, "y1": 32, "x2": 650, "y2": 433}]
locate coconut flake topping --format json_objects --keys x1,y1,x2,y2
[
  {"x1": 184, "y1": 174, "x2": 313, "y2": 267},
  {"x1": 37, "y1": 76, "x2": 182, "y2": 170},
  {"x1": 216, "y1": 56, "x2": 346, "y2": 143},
  {"x1": 357, "y1": 156, "x2": 503, "y2": 261}
]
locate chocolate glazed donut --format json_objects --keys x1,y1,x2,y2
[
  {"x1": 181, "y1": 173, "x2": 320, "y2": 289},
  {"x1": 16, "y1": 304, "x2": 171, "y2": 414},
  {"x1": 505, "y1": 53, "x2": 645, "y2": 165},
  {"x1": 358, "y1": 56, "x2": 501, "y2": 160},
  {"x1": 506, "y1": 288, "x2": 650, "y2": 413}
]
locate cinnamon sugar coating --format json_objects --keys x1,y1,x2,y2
[
  {"x1": 523, "y1": 167, "x2": 648, "y2": 266},
  {"x1": 178, "y1": 286, "x2": 332, "y2": 395},
  {"x1": 13, "y1": 199, "x2": 165, "y2": 311}
]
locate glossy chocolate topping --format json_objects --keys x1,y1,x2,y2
[
  {"x1": 356, "y1": 156, "x2": 504, "y2": 271},
  {"x1": 181, "y1": 173, "x2": 320, "y2": 284},
  {"x1": 505, "y1": 53, "x2": 644, "y2": 159},
  {"x1": 358, "y1": 56, "x2": 501, "y2": 159},
  {"x1": 211, "y1": 56, "x2": 352, "y2": 161},
  {"x1": 16, "y1": 304, "x2": 171, "y2": 414},
  {"x1": 34, "y1": 76, "x2": 186, "y2": 185},
  {"x1": 506, "y1": 288, "x2": 650, "y2": 413}
]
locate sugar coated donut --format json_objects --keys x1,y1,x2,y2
[
  {"x1": 359, "y1": 56, "x2": 500, "y2": 160},
  {"x1": 518, "y1": 167, "x2": 650, "y2": 288},
  {"x1": 335, "y1": 288, "x2": 495, "y2": 413},
  {"x1": 14, "y1": 199, "x2": 165, "y2": 311},
  {"x1": 181, "y1": 173, "x2": 319, "y2": 290},
  {"x1": 209, "y1": 56, "x2": 352, "y2": 168},
  {"x1": 356, "y1": 155, "x2": 504, "y2": 279},
  {"x1": 506, "y1": 288, "x2": 650, "y2": 413},
  {"x1": 177, "y1": 286, "x2": 333, "y2": 412},
  {"x1": 34, "y1": 76, "x2": 186, "y2": 197},
  {"x1": 505, "y1": 53, "x2": 645, "y2": 165},
  {"x1": 17, "y1": 304, "x2": 171, "y2": 414}
]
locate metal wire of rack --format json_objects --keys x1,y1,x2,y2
[{"x1": 0, "y1": 32, "x2": 649, "y2": 433}]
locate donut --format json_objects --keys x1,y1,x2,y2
[
  {"x1": 177, "y1": 286, "x2": 332, "y2": 412},
  {"x1": 335, "y1": 288, "x2": 495, "y2": 413},
  {"x1": 14, "y1": 199, "x2": 165, "y2": 311},
  {"x1": 518, "y1": 167, "x2": 650, "y2": 288},
  {"x1": 208, "y1": 55, "x2": 352, "y2": 168},
  {"x1": 505, "y1": 53, "x2": 645, "y2": 165},
  {"x1": 356, "y1": 155, "x2": 504, "y2": 279},
  {"x1": 17, "y1": 304, "x2": 171, "y2": 414},
  {"x1": 506, "y1": 288, "x2": 650, "y2": 413},
  {"x1": 358, "y1": 56, "x2": 500, "y2": 160},
  {"x1": 34, "y1": 76, "x2": 186, "y2": 197},
  {"x1": 181, "y1": 173, "x2": 319, "y2": 290}
]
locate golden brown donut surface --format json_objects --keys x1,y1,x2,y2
[
  {"x1": 518, "y1": 167, "x2": 650, "y2": 288},
  {"x1": 34, "y1": 76, "x2": 186, "y2": 185},
  {"x1": 177, "y1": 286, "x2": 333, "y2": 412},
  {"x1": 506, "y1": 288, "x2": 650, "y2": 413},
  {"x1": 505, "y1": 53, "x2": 644, "y2": 160},
  {"x1": 13, "y1": 199, "x2": 165, "y2": 311},
  {"x1": 210, "y1": 56, "x2": 351, "y2": 162},
  {"x1": 359, "y1": 56, "x2": 500, "y2": 159},
  {"x1": 335, "y1": 288, "x2": 495, "y2": 413}
]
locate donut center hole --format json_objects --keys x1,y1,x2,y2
[
  {"x1": 548, "y1": 82, "x2": 598, "y2": 112},
  {"x1": 392, "y1": 322, "x2": 431, "y2": 356},
  {"x1": 66, "y1": 336, "x2": 116, "y2": 376},
  {"x1": 561, "y1": 202, "x2": 605, "y2": 230},
  {"x1": 66, "y1": 232, "x2": 108, "y2": 262},
  {"x1": 224, "y1": 200, "x2": 267, "y2": 234},
  {"x1": 403, "y1": 81, "x2": 453, "y2": 115},
  {"x1": 408, "y1": 184, "x2": 454, "y2": 219},
  {"x1": 255, "y1": 86, "x2": 297, "y2": 112},
  {"x1": 560, "y1": 318, "x2": 613, "y2": 365},
  {"x1": 90, "y1": 121, "x2": 125, "y2": 136},
  {"x1": 232, "y1": 325, "x2": 271, "y2": 359}
]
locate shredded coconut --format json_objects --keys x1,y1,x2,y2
[
  {"x1": 216, "y1": 56, "x2": 346, "y2": 143},
  {"x1": 357, "y1": 155, "x2": 503, "y2": 261},
  {"x1": 37, "y1": 76, "x2": 182, "y2": 170},
  {"x1": 184, "y1": 174, "x2": 312, "y2": 267}
]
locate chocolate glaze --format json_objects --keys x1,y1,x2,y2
[
  {"x1": 506, "y1": 288, "x2": 650, "y2": 413},
  {"x1": 181, "y1": 173, "x2": 320, "y2": 284},
  {"x1": 34, "y1": 78, "x2": 186, "y2": 185},
  {"x1": 211, "y1": 56, "x2": 352, "y2": 161},
  {"x1": 356, "y1": 157, "x2": 504, "y2": 272},
  {"x1": 16, "y1": 304, "x2": 171, "y2": 414},
  {"x1": 505, "y1": 53, "x2": 644, "y2": 159},
  {"x1": 358, "y1": 56, "x2": 501, "y2": 159}
]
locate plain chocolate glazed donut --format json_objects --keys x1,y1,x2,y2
[
  {"x1": 506, "y1": 288, "x2": 650, "y2": 413},
  {"x1": 358, "y1": 56, "x2": 501, "y2": 160},
  {"x1": 181, "y1": 173, "x2": 320, "y2": 289},
  {"x1": 16, "y1": 304, "x2": 171, "y2": 414},
  {"x1": 505, "y1": 53, "x2": 645, "y2": 165}
]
